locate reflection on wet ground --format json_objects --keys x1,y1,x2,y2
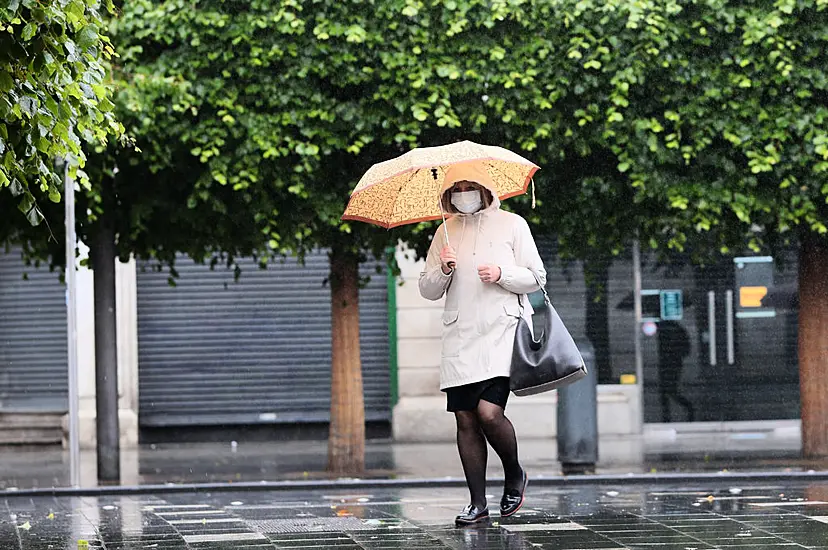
[
  {"x1": 4, "y1": 438, "x2": 825, "y2": 492},
  {"x1": 2, "y1": 481, "x2": 828, "y2": 549}
]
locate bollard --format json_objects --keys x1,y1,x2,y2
[{"x1": 557, "y1": 339, "x2": 598, "y2": 475}]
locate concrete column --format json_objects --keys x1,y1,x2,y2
[
  {"x1": 72, "y1": 242, "x2": 98, "y2": 450},
  {"x1": 391, "y1": 244, "x2": 450, "y2": 441},
  {"x1": 63, "y1": 250, "x2": 139, "y2": 450},
  {"x1": 115, "y1": 256, "x2": 139, "y2": 448}
]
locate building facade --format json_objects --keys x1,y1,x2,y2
[
  {"x1": 0, "y1": 247, "x2": 390, "y2": 446},
  {"x1": 0, "y1": 240, "x2": 801, "y2": 447},
  {"x1": 392, "y1": 242, "x2": 801, "y2": 445}
]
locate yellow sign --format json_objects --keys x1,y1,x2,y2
[
  {"x1": 620, "y1": 374, "x2": 637, "y2": 385},
  {"x1": 740, "y1": 286, "x2": 768, "y2": 308}
]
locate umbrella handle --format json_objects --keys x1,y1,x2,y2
[
  {"x1": 444, "y1": 226, "x2": 455, "y2": 270},
  {"x1": 435, "y1": 168, "x2": 456, "y2": 269},
  {"x1": 439, "y1": 192, "x2": 456, "y2": 270}
]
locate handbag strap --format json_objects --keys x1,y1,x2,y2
[{"x1": 517, "y1": 270, "x2": 550, "y2": 312}]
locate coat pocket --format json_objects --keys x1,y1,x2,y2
[
  {"x1": 502, "y1": 301, "x2": 532, "y2": 340},
  {"x1": 503, "y1": 302, "x2": 522, "y2": 319},
  {"x1": 441, "y1": 309, "x2": 461, "y2": 357},
  {"x1": 500, "y1": 302, "x2": 523, "y2": 337}
]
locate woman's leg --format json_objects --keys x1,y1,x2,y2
[
  {"x1": 476, "y1": 400, "x2": 523, "y2": 492},
  {"x1": 455, "y1": 410, "x2": 488, "y2": 509}
]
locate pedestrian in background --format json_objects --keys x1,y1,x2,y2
[{"x1": 419, "y1": 162, "x2": 547, "y2": 526}]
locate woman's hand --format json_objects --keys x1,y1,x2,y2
[
  {"x1": 477, "y1": 264, "x2": 501, "y2": 283},
  {"x1": 440, "y1": 246, "x2": 457, "y2": 274}
]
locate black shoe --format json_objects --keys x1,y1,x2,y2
[
  {"x1": 455, "y1": 504, "x2": 490, "y2": 526},
  {"x1": 500, "y1": 470, "x2": 528, "y2": 518}
]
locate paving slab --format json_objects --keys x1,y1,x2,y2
[{"x1": 3, "y1": 480, "x2": 828, "y2": 549}]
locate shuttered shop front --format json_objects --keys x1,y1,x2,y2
[
  {"x1": 0, "y1": 248, "x2": 68, "y2": 411},
  {"x1": 536, "y1": 241, "x2": 637, "y2": 386},
  {"x1": 136, "y1": 252, "x2": 390, "y2": 427}
]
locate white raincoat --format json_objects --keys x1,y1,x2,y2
[{"x1": 418, "y1": 163, "x2": 547, "y2": 390}]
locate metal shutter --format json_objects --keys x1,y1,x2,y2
[
  {"x1": 537, "y1": 241, "x2": 637, "y2": 385},
  {"x1": 136, "y1": 251, "x2": 390, "y2": 427},
  {"x1": 0, "y1": 248, "x2": 68, "y2": 411}
]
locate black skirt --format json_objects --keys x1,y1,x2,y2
[{"x1": 444, "y1": 376, "x2": 511, "y2": 412}]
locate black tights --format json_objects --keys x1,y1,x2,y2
[{"x1": 455, "y1": 400, "x2": 523, "y2": 509}]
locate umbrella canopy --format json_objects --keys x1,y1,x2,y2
[{"x1": 342, "y1": 140, "x2": 539, "y2": 229}]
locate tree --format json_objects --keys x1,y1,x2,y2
[
  {"x1": 1, "y1": 0, "x2": 288, "y2": 482},
  {"x1": 0, "y1": 0, "x2": 121, "y2": 226},
  {"x1": 108, "y1": 0, "x2": 654, "y2": 472},
  {"x1": 0, "y1": 0, "x2": 126, "y2": 480},
  {"x1": 496, "y1": 0, "x2": 827, "y2": 453},
  {"x1": 105, "y1": 0, "x2": 542, "y2": 474}
]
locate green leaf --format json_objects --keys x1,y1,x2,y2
[
  {"x1": 21, "y1": 22, "x2": 37, "y2": 41},
  {"x1": 0, "y1": 71, "x2": 13, "y2": 92},
  {"x1": 77, "y1": 25, "x2": 99, "y2": 49},
  {"x1": 345, "y1": 25, "x2": 366, "y2": 43},
  {"x1": 17, "y1": 192, "x2": 43, "y2": 226}
]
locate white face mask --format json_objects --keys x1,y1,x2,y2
[{"x1": 451, "y1": 190, "x2": 483, "y2": 214}]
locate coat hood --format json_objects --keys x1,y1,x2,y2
[{"x1": 440, "y1": 162, "x2": 501, "y2": 211}]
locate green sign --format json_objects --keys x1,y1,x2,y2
[{"x1": 660, "y1": 290, "x2": 683, "y2": 321}]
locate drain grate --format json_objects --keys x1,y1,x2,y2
[{"x1": 246, "y1": 516, "x2": 377, "y2": 534}]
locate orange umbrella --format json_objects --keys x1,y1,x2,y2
[{"x1": 342, "y1": 140, "x2": 539, "y2": 229}]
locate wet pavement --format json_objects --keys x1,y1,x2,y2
[
  {"x1": 2, "y1": 481, "x2": 828, "y2": 549},
  {"x1": 3, "y1": 433, "x2": 823, "y2": 492}
]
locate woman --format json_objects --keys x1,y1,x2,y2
[{"x1": 419, "y1": 161, "x2": 547, "y2": 526}]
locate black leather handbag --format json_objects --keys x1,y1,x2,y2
[{"x1": 510, "y1": 275, "x2": 587, "y2": 396}]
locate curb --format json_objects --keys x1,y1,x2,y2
[{"x1": 3, "y1": 470, "x2": 828, "y2": 498}]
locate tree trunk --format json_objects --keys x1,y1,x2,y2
[
  {"x1": 327, "y1": 246, "x2": 365, "y2": 475},
  {"x1": 92, "y1": 214, "x2": 120, "y2": 483},
  {"x1": 799, "y1": 234, "x2": 828, "y2": 458}
]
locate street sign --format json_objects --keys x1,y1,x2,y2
[{"x1": 660, "y1": 290, "x2": 683, "y2": 321}]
